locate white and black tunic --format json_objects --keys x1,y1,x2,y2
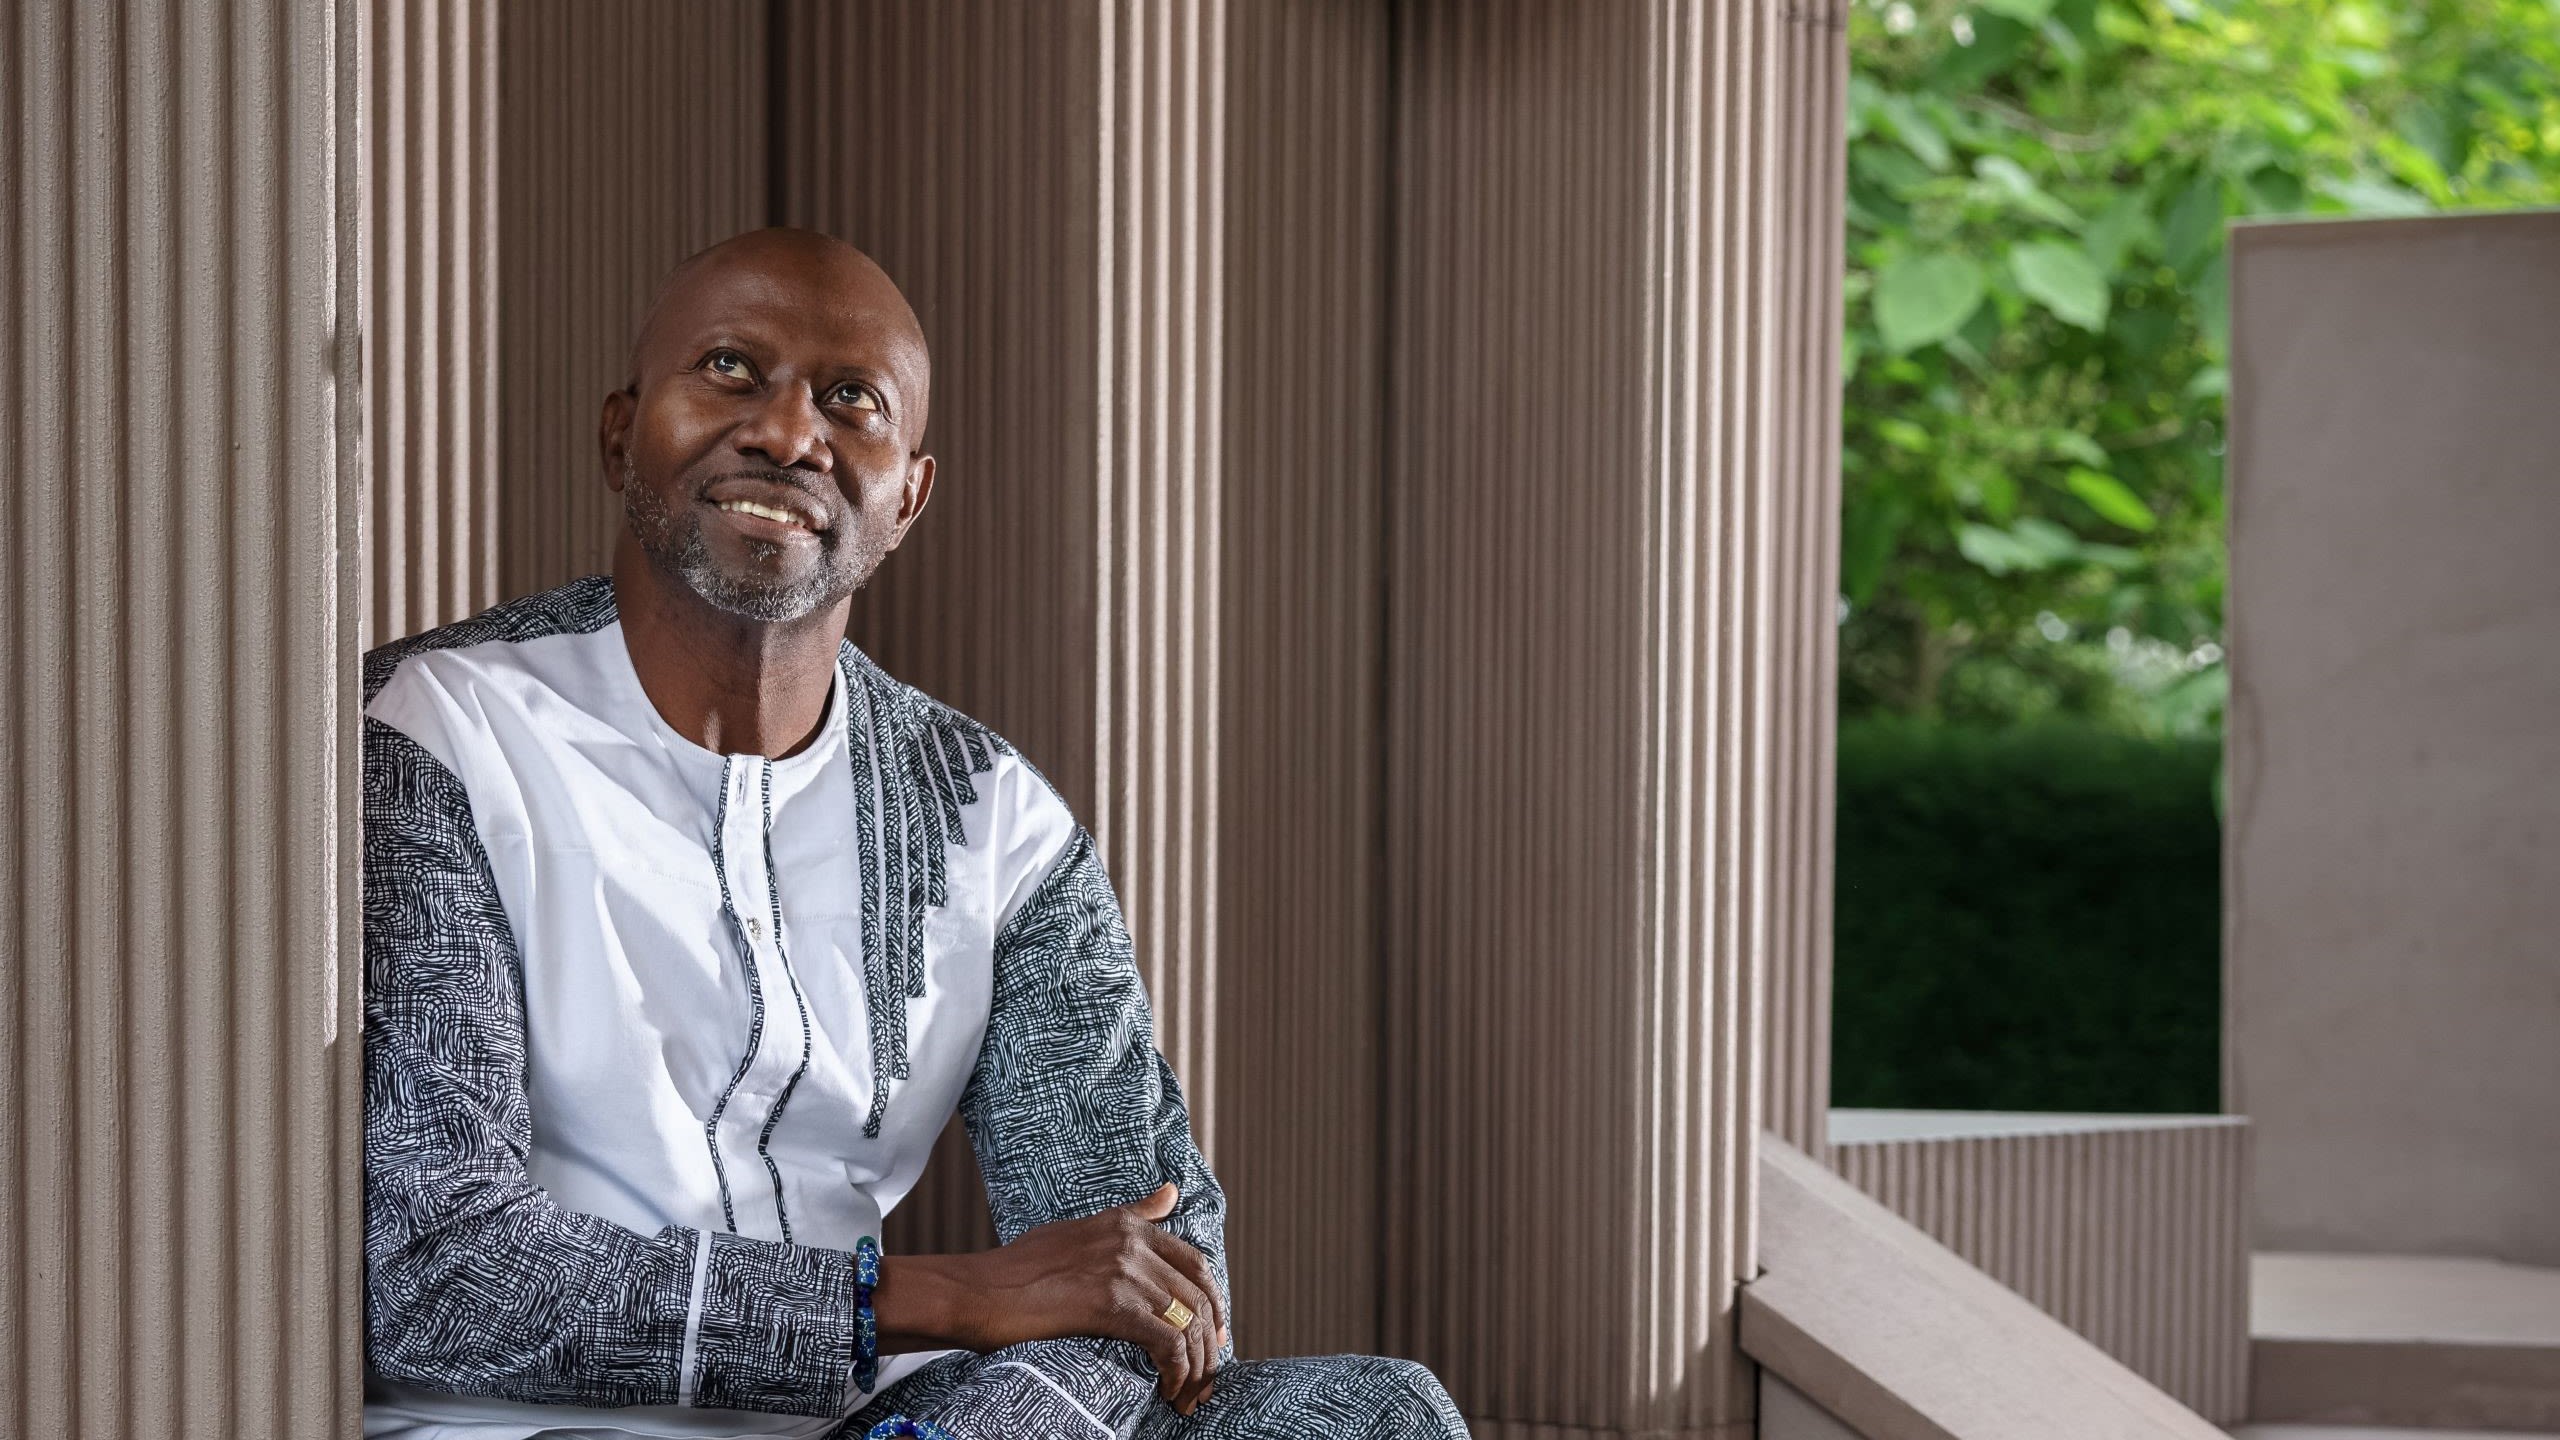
[{"x1": 360, "y1": 578, "x2": 1465, "y2": 1440}]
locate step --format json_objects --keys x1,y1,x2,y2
[{"x1": 2251, "y1": 1253, "x2": 2560, "y2": 1431}]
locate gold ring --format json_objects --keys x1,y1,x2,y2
[{"x1": 1159, "y1": 1297, "x2": 1194, "y2": 1331}]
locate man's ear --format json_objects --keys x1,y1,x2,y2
[
  {"x1": 892, "y1": 453, "x2": 937, "y2": 542},
  {"x1": 599, "y1": 385, "x2": 638, "y2": 491}
]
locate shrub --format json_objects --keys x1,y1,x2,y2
[{"x1": 1832, "y1": 716, "x2": 2221, "y2": 1113}]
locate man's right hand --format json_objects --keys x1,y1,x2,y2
[{"x1": 873, "y1": 1182, "x2": 1228, "y2": 1416}]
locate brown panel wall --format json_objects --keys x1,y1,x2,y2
[
  {"x1": 1384, "y1": 4, "x2": 1661, "y2": 1424},
  {"x1": 1831, "y1": 1114, "x2": 2252, "y2": 1423},
  {"x1": 1382, "y1": 2, "x2": 1834, "y2": 1431},
  {"x1": 366, "y1": 0, "x2": 500, "y2": 642},
  {"x1": 0, "y1": 0, "x2": 364, "y2": 1434},
  {"x1": 1216, "y1": 0, "x2": 1393, "y2": 1359},
  {"x1": 494, "y1": 0, "x2": 767, "y2": 608}
]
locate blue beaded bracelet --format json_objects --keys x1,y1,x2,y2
[
  {"x1": 864, "y1": 1418, "x2": 957, "y2": 1440},
  {"x1": 852, "y1": 1234, "x2": 883, "y2": 1396}
]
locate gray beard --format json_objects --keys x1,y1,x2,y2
[{"x1": 622, "y1": 456, "x2": 888, "y2": 623}]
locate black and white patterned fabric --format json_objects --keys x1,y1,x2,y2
[{"x1": 841, "y1": 1339, "x2": 1469, "y2": 1438}]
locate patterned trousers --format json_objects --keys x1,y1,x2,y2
[{"x1": 838, "y1": 1345, "x2": 1472, "y2": 1440}]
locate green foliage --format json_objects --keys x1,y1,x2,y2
[
  {"x1": 1831, "y1": 717, "x2": 2225, "y2": 1112},
  {"x1": 1842, "y1": 0, "x2": 2560, "y2": 734}
]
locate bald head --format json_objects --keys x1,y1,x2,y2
[{"x1": 630, "y1": 227, "x2": 931, "y2": 447}]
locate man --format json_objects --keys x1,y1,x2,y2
[{"x1": 361, "y1": 227, "x2": 1468, "y2": 1440}]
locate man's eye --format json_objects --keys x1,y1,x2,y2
[
  {"x1": 831, "y1": 383, "x2": 882, "y2": 413},
  {"x1": 705, "y1": 350, "x2": 750, "y2": 379}
]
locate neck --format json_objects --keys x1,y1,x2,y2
[{"x1": 610, "y1": 535, "x2": 853, "y2": 759}]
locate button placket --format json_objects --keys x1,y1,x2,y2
[{"x1": 727, "y1": 758, "x2": 781, "y2": 1102}]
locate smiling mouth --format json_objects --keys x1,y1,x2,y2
[{"x1": 716, "y1": 498, "x2": 816, "y2": 531}]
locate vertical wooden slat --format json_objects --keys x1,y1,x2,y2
[
  {"x1": 1764, "y1": 0, "x2": 1848, "y2": 1160},
  {"x1": 1, "y1": 0, "x2": 363, "y2": 1434},
  {"x1": 365, "y1": 0, "x2": 502, "y2": 644},
  {"x1": 1382, "y1": 3, "x2": 1836, "y2": 1432},
  {"x1": 1215, "y1": 0, "x2": 1393, "y2": 1360},
  {"x1": 1093, "y1": 0, "x2": 1228, "y2": 1159}
]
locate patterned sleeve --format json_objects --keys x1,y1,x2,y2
[
  {"x1": 363, "y1": 716, "x2": 860, "y2": 1415},
  {"x1": 957, "y1": 825, "x2": 1235, "y2": 1393}
]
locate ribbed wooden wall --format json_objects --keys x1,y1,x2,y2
[
  {"x1": 1092, "y1": 0, "x2": 1230, "y2": 1172},
  {"x1": 0, "y1": 0, "x2": 365, "y2": 1435},
  {"x1": 365, "y1": 0, "x2": 499, "y2": 642},
  {"x1": 1767, "y1": 0, "x2": 1847, "y2": 1160},
  {"x1": 1382, "y1": 2, "x2": 1833, "y2": 1432},
  {"x1": 1217, "y1": 0, "x2": 1394, "y2": 1359},
  {"x1": 1831, "y1": 1115, "x2": 2252, "y2": 1423},
  {"x1": 492, "y1": 0, "x2": 767, "y2": 609},
  {"x1": 1384, "y1": 3, "x2": 1662, "y2": 1424}
]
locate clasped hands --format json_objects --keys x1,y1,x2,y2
[{"x1": 873, "y1": 1181, "x2": 1229, "y2": 1416}]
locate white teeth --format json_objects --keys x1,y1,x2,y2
[{"x1": 719, "y1": 499, "x2": 806, "y2": 528}]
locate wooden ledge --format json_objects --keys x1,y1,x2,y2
[{"x1": 1741, "y1": 1136, "x2": 2228, "y2": 1440}]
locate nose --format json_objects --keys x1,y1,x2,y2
[{"x1": 732, "y1": 381, "x2": 833, "y2": 474}]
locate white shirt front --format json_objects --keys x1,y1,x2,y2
[{"x1": 362, "y1": 608, "x2": 1072, "y2": 1439}]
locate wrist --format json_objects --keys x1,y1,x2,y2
[{"x1": 872, "y1": 1251, "x2": 984, "y2": 1354}]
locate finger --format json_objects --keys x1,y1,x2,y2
[
  {"x1": 1182, "y1": 1299, "x2": 1214, "y2": 1413},
  {"x1": 1130, "y1": 1180, "x2": 1179, "y2": 1221},
  {"x1": 1146, "y1": 1227, "x2": 1226, "y2": 1356},
  {"x1": 1134, "y1": 1312, "x2": 1188, "y2": 1404},
  {"x1": 1153, "y1": 1331, "x2": 1190, "y2": 1406},
  {"x1": 1141, "y1": 1278, "x2": 1199, "y2": 1405},
  {"x1": 1140, "y1": 1253, "x2": 1215, "y2": 1413},
  {"x1": 1165, "y1": 1270, "x2": 1209, "y2": 1415}
]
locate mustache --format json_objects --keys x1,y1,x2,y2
[{"x1": 693, "y1": 466, "x2": 843, "y2": 509}]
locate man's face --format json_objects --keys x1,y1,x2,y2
[{"x1": 606, "y1": 240, "x2": 934, "y2": 624}]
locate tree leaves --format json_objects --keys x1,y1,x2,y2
[
  {"x1": 2192, "y1": 253, "x2": 2230, "y2": 354},
  {"x1": 1875, "y1": 252, "x2": 1987, "y2": 353},
  {"x1": 2161, "y1": 177, "x2": 2225, "y2": 276},
  {"x1": 2009, "y1": 242, "x2": 2110, "y2": 330},
  {"x1": 2083, "y1": 196, "x2": 2154, "y2": 273},
  {"x1": 2066, "y1": 468, "x2": 2158, "y2": 532},
  {"x1": 1975, "y1": 155, "x2": 2084, "y2": 227},
  {"x1": 2314, "y1": 172, "x2": 2431, "y2": 215},
  {"x1": 1957, "y1": 518, "x2": 2081, "y2": 575},
  {"x1": 1840, "y1": 0, "x2": 2560, "y2": 731},
  {"x1": 1875, "y1": 92, "x2": 1953, "y2": 170}
]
